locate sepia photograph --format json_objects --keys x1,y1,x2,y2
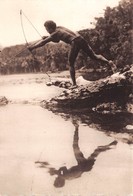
[{"x1": 0, "y1": 0, "x2": 133, "y2": 195}]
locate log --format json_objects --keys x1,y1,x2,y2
[{"x1": 41, "y1": 65, "x2": 133, "y2": 112}]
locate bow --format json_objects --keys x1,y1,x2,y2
[
  {"x1": 20, "y1": 10, "x2": 51, "y2": 79},
  {"x1": 20, "y1": 10, "x2": 40, "y2": 57},
  {"x1": 0, "y1": 11, "x2": 46, "y2": 73}
]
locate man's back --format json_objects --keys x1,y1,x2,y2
[{"x1": 50, "y1": 26, "x2": 80, "y2": 44}]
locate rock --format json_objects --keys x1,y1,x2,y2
[
  {"x1": 92, "y1": 102, "x2": 124, "y2": 114},
  {"x1": 46, "y1": 79, "x2": 71, "y2": 89},
  {"x1": 76, "y1": 76, "x2": 92, "y2": 86},
  {"x1": 0, "y1": 96, "x2": 8, "y2": 106},
  {"x1": 46, "y1": 81, "x2": 52, "y2": 86},
  {"x1": 42, "y1": 65, "x2": 133, "y2": 111},
  {"x1": 126, "y1": 125, "x2": 133, "y2": 130}
]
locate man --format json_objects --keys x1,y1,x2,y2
[{"x1": 29, "y1": 20, "x2": 116, "y2": 86}]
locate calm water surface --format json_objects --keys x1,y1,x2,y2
[{"x1": 0, "y1": 74, "x2": 133, "y2": 196}]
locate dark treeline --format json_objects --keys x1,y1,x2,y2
[{"x1": 0, "y1": 0, "x2": 132, "y2": 76}]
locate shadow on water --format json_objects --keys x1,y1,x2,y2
[{"x1": 36, "y1": 119, "x2": 117, "y2": 188}]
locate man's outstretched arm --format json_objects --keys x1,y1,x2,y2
[{"x1": 28, "y1": 36, "x2": 53, "y2": 50}]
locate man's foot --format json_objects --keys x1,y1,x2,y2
[
  {"x1": 108, "y1": 140, "x2": 118, "y2": 146},
  {"x1": 69, "y1": 84, "x2": 78, "y2": 90},
  {"x1": 98, "y1": 140, "x2": 117, "y2": 150},
  {"x1": 108, "y1": 60, "x2": 117, "y2": 73}
]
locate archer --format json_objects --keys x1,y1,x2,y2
[{"x1": 28, "y1": 20, "x2": 117, "y2": 86}]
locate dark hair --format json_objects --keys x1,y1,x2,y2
[
  {"x1": 44, "y1": 20, "x2": 56, "y2": 30},
  {"x1": 54, "y1": 176, "x2": 65, "y2": 188}
]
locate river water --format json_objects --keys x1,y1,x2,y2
[{"x1": 0, "y1": 73, "x2": 133, "y2": 196}]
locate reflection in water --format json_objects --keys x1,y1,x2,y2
[
  {"x1": 56, "y1": 109, "x2": 133, "y2": 132},
  {"x1": 36, "y1": 120, "x2": 117, "y2": 188},
  {"x1": 50, "y1": 108, "x2": 133, "y2": 144}
]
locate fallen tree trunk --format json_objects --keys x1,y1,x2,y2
[{"x1": 42, "y1": 66, "x2": 133, "y2": 112}]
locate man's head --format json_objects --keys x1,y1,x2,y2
[
  {"x1": 54, "y1": 176, "x2": 65, "y2": 188},
  {"x1": 44, "y1": 20, "x2": 56, "y2": 33}
]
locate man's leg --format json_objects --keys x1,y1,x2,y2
[
  {"x1": 82, "y1": 42, "x2": 109, "y2": 63},
  {"x1": 82, "y1": 41, "x2": 117, "y2": 73},
  {"x1": 93, "y1": 54, "x2": 117, "y2": 73},
  {"x1": 69, "y1": 66, "x2": 76, "y2": 86},
  {"x1": 69, "y1": 42, "x2": 79, "y2": 86},
  {"x1": 92, "y1": 54, "x2": 109, "y2": 63}
]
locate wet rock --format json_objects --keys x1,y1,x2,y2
[
  {"x1": 42, "y1": 65, "x2": 133, "y2": 111},
  {"x1": 92, "y1": 102, "x2": 124, "y2": 114},
  {"x1": 0, "y1": 96, "x2": 8, "y2": 106},
  {"x1": 46, "y1": 80, "x2": 71, "y2": 89}
]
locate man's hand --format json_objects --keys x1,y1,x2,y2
[
  {"x1": 27, "y1": 45, "x2": 34, "y2": 52},
  {"x1": 27, "y1": 45, "x2": 37, "y2": 55},
  {"x1": 42, "y1": 36, "x2": 48, "y2": 39}
]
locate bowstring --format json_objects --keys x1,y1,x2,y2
[
  {"x1": 20, "y1": 9, "x2": 51, "y2": 81},
  {"x1": 21, "y1": 10, "x2": 42, "y2": 39}
]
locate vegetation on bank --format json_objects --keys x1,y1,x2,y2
[{"x1": 0, "y1": 0, "x2": 132, "y2": 77}]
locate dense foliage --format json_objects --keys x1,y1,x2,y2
[
  {"x1": 83, "y1": 0, "x2": 132, "y2": 69},
  {"x1": 0, "y1": 0, "x2": 132, "y2": 75}
]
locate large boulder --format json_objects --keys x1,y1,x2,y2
[{"x1": 42, "y1": 65, "x2": 133, "y2": 112}]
